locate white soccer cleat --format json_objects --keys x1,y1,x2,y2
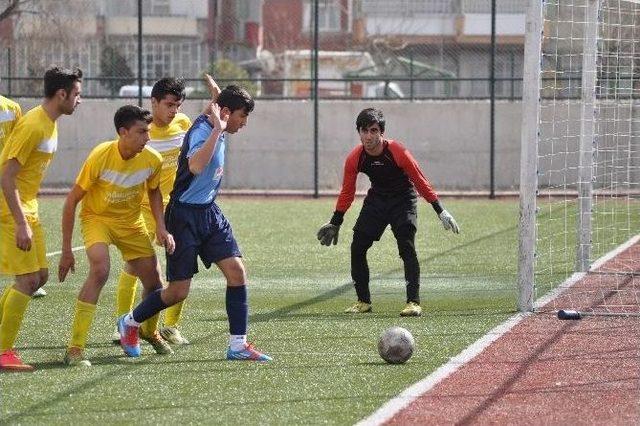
[{"x1": 32, "y1": 287, "x2": 47, "y2": 298}]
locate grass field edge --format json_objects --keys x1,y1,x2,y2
[{"x1": 356, "y1": 233, "x2": 640, "y2": 426}]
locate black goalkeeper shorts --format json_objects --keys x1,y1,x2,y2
[{"x1": 353, "y1": 191, "x2": 417, "y2": 241}]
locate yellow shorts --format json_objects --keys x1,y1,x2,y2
[
  {"x1": 0, "y1": 216, "x2": 47, "y2": 275},
  {"x1": 140, "y1": 204, "x2": 157, "y2": 243},
  {"x1": 81, "y1": 216, "x2": 154, "y2": 261}
]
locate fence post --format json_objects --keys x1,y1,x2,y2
[
  {"x1": 313, "y1": 0, "x2": 319, "y2": 198},
  {"x1": 7, "y1": 47, "x2": 11, "y2": 97},
  {"x1": 137, "y1": 0, "x2": 143, "y2": 107}
]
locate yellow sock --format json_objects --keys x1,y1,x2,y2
[
  {"x1": 69, "y1": 300, "x2": 97, "y2": 349},
  {"x1": 140, "y1": 312, "x2": 160, "y2": 337},
  {"x1": 0, "y1": 284, "x2": 14, "y2": 322},
  {"x1": 116, "y1": 271, "x2": 138, "y2": 317},
  {"x1": 163, "y1": 300, "x2": 185, "y2": 328},
  {"x1": 0, "y1": 288, "x2": 31, "y2": 351}
]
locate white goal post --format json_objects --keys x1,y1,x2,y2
[{"x1": 518, "y1": 0, "x2": 640, "y2": 315}]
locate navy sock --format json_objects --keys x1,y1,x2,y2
[
  {"x1": 132, "y1": 289, "x2": 168, "y2": 323},
  {"x1": 226, "y1": 285, "x2": 248, "y2": 335}
]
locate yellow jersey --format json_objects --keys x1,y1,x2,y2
[
  {"x1": 76, "y1": 140, "x2": 162, "y2": 223},
  {"x1": 0, "y1": 105, "x2": 57, "y2": 220},
  {"x1": 0, "y1": 95, "x2": 22, "y2": 153},
  {"x1": 142, "y1": 112, "x2": 191, "y2": 206}
]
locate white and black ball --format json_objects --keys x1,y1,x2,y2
[{"x1": 378, "y1": 326, "x2": 415, "y2": 364}]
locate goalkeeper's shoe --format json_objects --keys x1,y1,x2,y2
[
  {"x1": 0, "y1": 349, "x2": 34, "y2": 372},
  {"x1": 160, "y1": 326, "x2": 190, "y2": 345},
  {"x1": 63, "y1": 347, "x2": 91, "y2": 367},
  {"x1": 117, "y1": 314, "x2": 141, "y2": 357},
  {"x1": 344, "y1": 301, "x2": 372, "y2": 313},
  {"x1": 32, "y1": 287, "x2": 47, "y2": 298},
  {"x1": 400, "y1": 302, "x2": 422, "y2": 317},
  {"x1": 140, "y1": 331, "x2": 173, "y2": 355},
  {"x1": 226, "y1": 343, "x2": 272, "y2": 362}
]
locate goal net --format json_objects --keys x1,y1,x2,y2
[{"x1": 519, "y1": 0, "x2": 640, "y2": 316}]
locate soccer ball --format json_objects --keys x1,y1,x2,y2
[{"x1": 377, "y1": 326, "x2": 415, "y2": 364}]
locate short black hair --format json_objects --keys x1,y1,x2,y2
[
  {"x1": 216, "y1": 85, "x2": 254, "y2": 113},
  {"x1": 43, "y1": 67, "x2": 83, "y2": 98},
  {"x1": 356, "y1": 108, "x2": 385, "y2": 133},
  {"x1": 114, "y1": 105, "x2": 152, "y2": 131},
  {"x1": 151, "y1": 77, "x2": 186, "y2": 101}
]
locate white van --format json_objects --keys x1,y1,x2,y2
[
  {"x1": 365, "y1": 82, "x2": 405, "y2": 98},
  {"x1": 118, "y1": 85, "x2": 153, "y2": 97},
  {"x1": 118, "y1": 85, "x2": 196, "y2": 97}
]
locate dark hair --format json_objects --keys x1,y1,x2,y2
[
  {"x1": 114, "y1": 105, "x2": 152, "y2": 131},
  {"x1": 356, "y1": 108, "x2": 385, "y2": 133},
  {"x1": 151, "y1": 77, "x2": 186, "y2": 101},
  {"x1": 44, "y1": 67, "x2": 83, "y2": 98},
  {"x1": 216, "y1": 85, "x2": 254, "y2": 113}
]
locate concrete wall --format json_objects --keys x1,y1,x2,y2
[{"x1": 17, "y1": 99, "x2": 526, "y2": 191}]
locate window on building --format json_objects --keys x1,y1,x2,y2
[
  {"x1": 144, "y1": 0, "x2": 171, "y2": 16},
  {"x1": 303, "y1": 0, "x2": 342, "y2": 32}
]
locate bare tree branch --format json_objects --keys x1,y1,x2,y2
[{"x1": 0, "y1": 0, "x2": 23, "y2": 23}]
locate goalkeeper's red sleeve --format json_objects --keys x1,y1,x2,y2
[
  {"x1": 335, "y1": 145, "x2": 363, "y2": 214},
  {"x1": 387, "y1": 141, "x2": 439, "y2": 203}
]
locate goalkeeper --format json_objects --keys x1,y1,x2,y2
[{"x1": 317, "y1": 108, "x2": 459, "y2": 317}]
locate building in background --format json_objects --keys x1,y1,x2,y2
[
  {"x1": 1, "y1": 0, "x2": 210, "y2": 96},
  {"x1": 0, "y1": 0, "x2": 527, "y2": 99}
]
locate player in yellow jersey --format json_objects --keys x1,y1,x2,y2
[
  {"x1": 58, "y1": 105, "x2": 176, "y2": 366},
  {"x1": 0, "y1": 92, "x2": 22, "y2": 153},
  {"x1": 112, "y1": 75, "x2": 221, "y2": 346},
  {"x1": 0, "y1": 85, "x2": 47, "y2": 299},
  {"x1": 0, "y1": 67, "x2": 82, "y2": 371}
]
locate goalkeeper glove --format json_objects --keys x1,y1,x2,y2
[
  {"x1": 438, "y1": 210, "x2": 460, "y2": 234},
  {"x1": 317, "y1": 223, "x2": 339, "y2": 246}
]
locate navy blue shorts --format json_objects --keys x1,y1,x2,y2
[{"x1": 165, "y1": 201, "x2": 242, "y2": 281}]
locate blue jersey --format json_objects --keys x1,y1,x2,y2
[{"x1": 170, "y1": 114, "x2": 227, "y2": 205}]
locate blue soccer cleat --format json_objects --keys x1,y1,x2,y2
[
  {"x1": 226, "y1": 343, "x2": 272, "y2": 362},
  {"x1": 117, "y1": 314, "x2": 141, "y2": 357}
]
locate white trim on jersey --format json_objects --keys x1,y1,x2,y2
[
  {"x1": 148, "y1": 133, "x2": 186, "y2": 153},
  {"x1": 100, "y1": 168, "x2": 153, "y2": 188},
  {"x1": 37, "y1": 137, "x2": 58, "y2": 153},
  {"x1": 0, "y1": 110, "x2": 16, "y2": 122}
]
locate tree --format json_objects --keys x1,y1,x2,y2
[
  {"x1": 99, "y1": 45, "x2": 134, "y2": 96},
  {"x1": 206, "y1": 59, "x2": 258, "y2": 97},
  {"x1": 0, "y1": 0, "x2": 32, "y2": 23}
]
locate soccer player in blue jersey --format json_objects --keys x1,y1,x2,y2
[{"x1": 118, "y1": 85, "x2": 271, "y2": 361}]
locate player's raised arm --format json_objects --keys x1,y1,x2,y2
[
  {"x1": 204, "y1": 73, "x2": 221, "y2": 102},
  {"x1": 189, "y1": 102, "x2": 227, "y2": 174},
  {"x1": 200, "y1": 73, "x2": 222, "y2": 116},
  {"x1": 59, "y1": 184, "x2": 86, "y2": 282}
]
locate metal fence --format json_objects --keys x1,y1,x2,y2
[{"x1": 0, "y1": 0, "x2": 527, "y2": 100}]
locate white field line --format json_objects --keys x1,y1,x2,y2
[
  {"x1": 357, "y1": 234, "x2": 640, "y2": 426},
  {"x1": 46, "y1": 246, "x2": 85, "y2": 257}
]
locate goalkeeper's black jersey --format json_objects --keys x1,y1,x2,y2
[
  {"x1": 357, "y1": 142, "x2": 414, "y2": 197},
  {"x1": 335, "y1": 140, "x2": 438, "y2": 213}
]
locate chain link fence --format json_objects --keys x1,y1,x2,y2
[{"x1": 0, "y1": 0, "x2": 526, "y2": 100}]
